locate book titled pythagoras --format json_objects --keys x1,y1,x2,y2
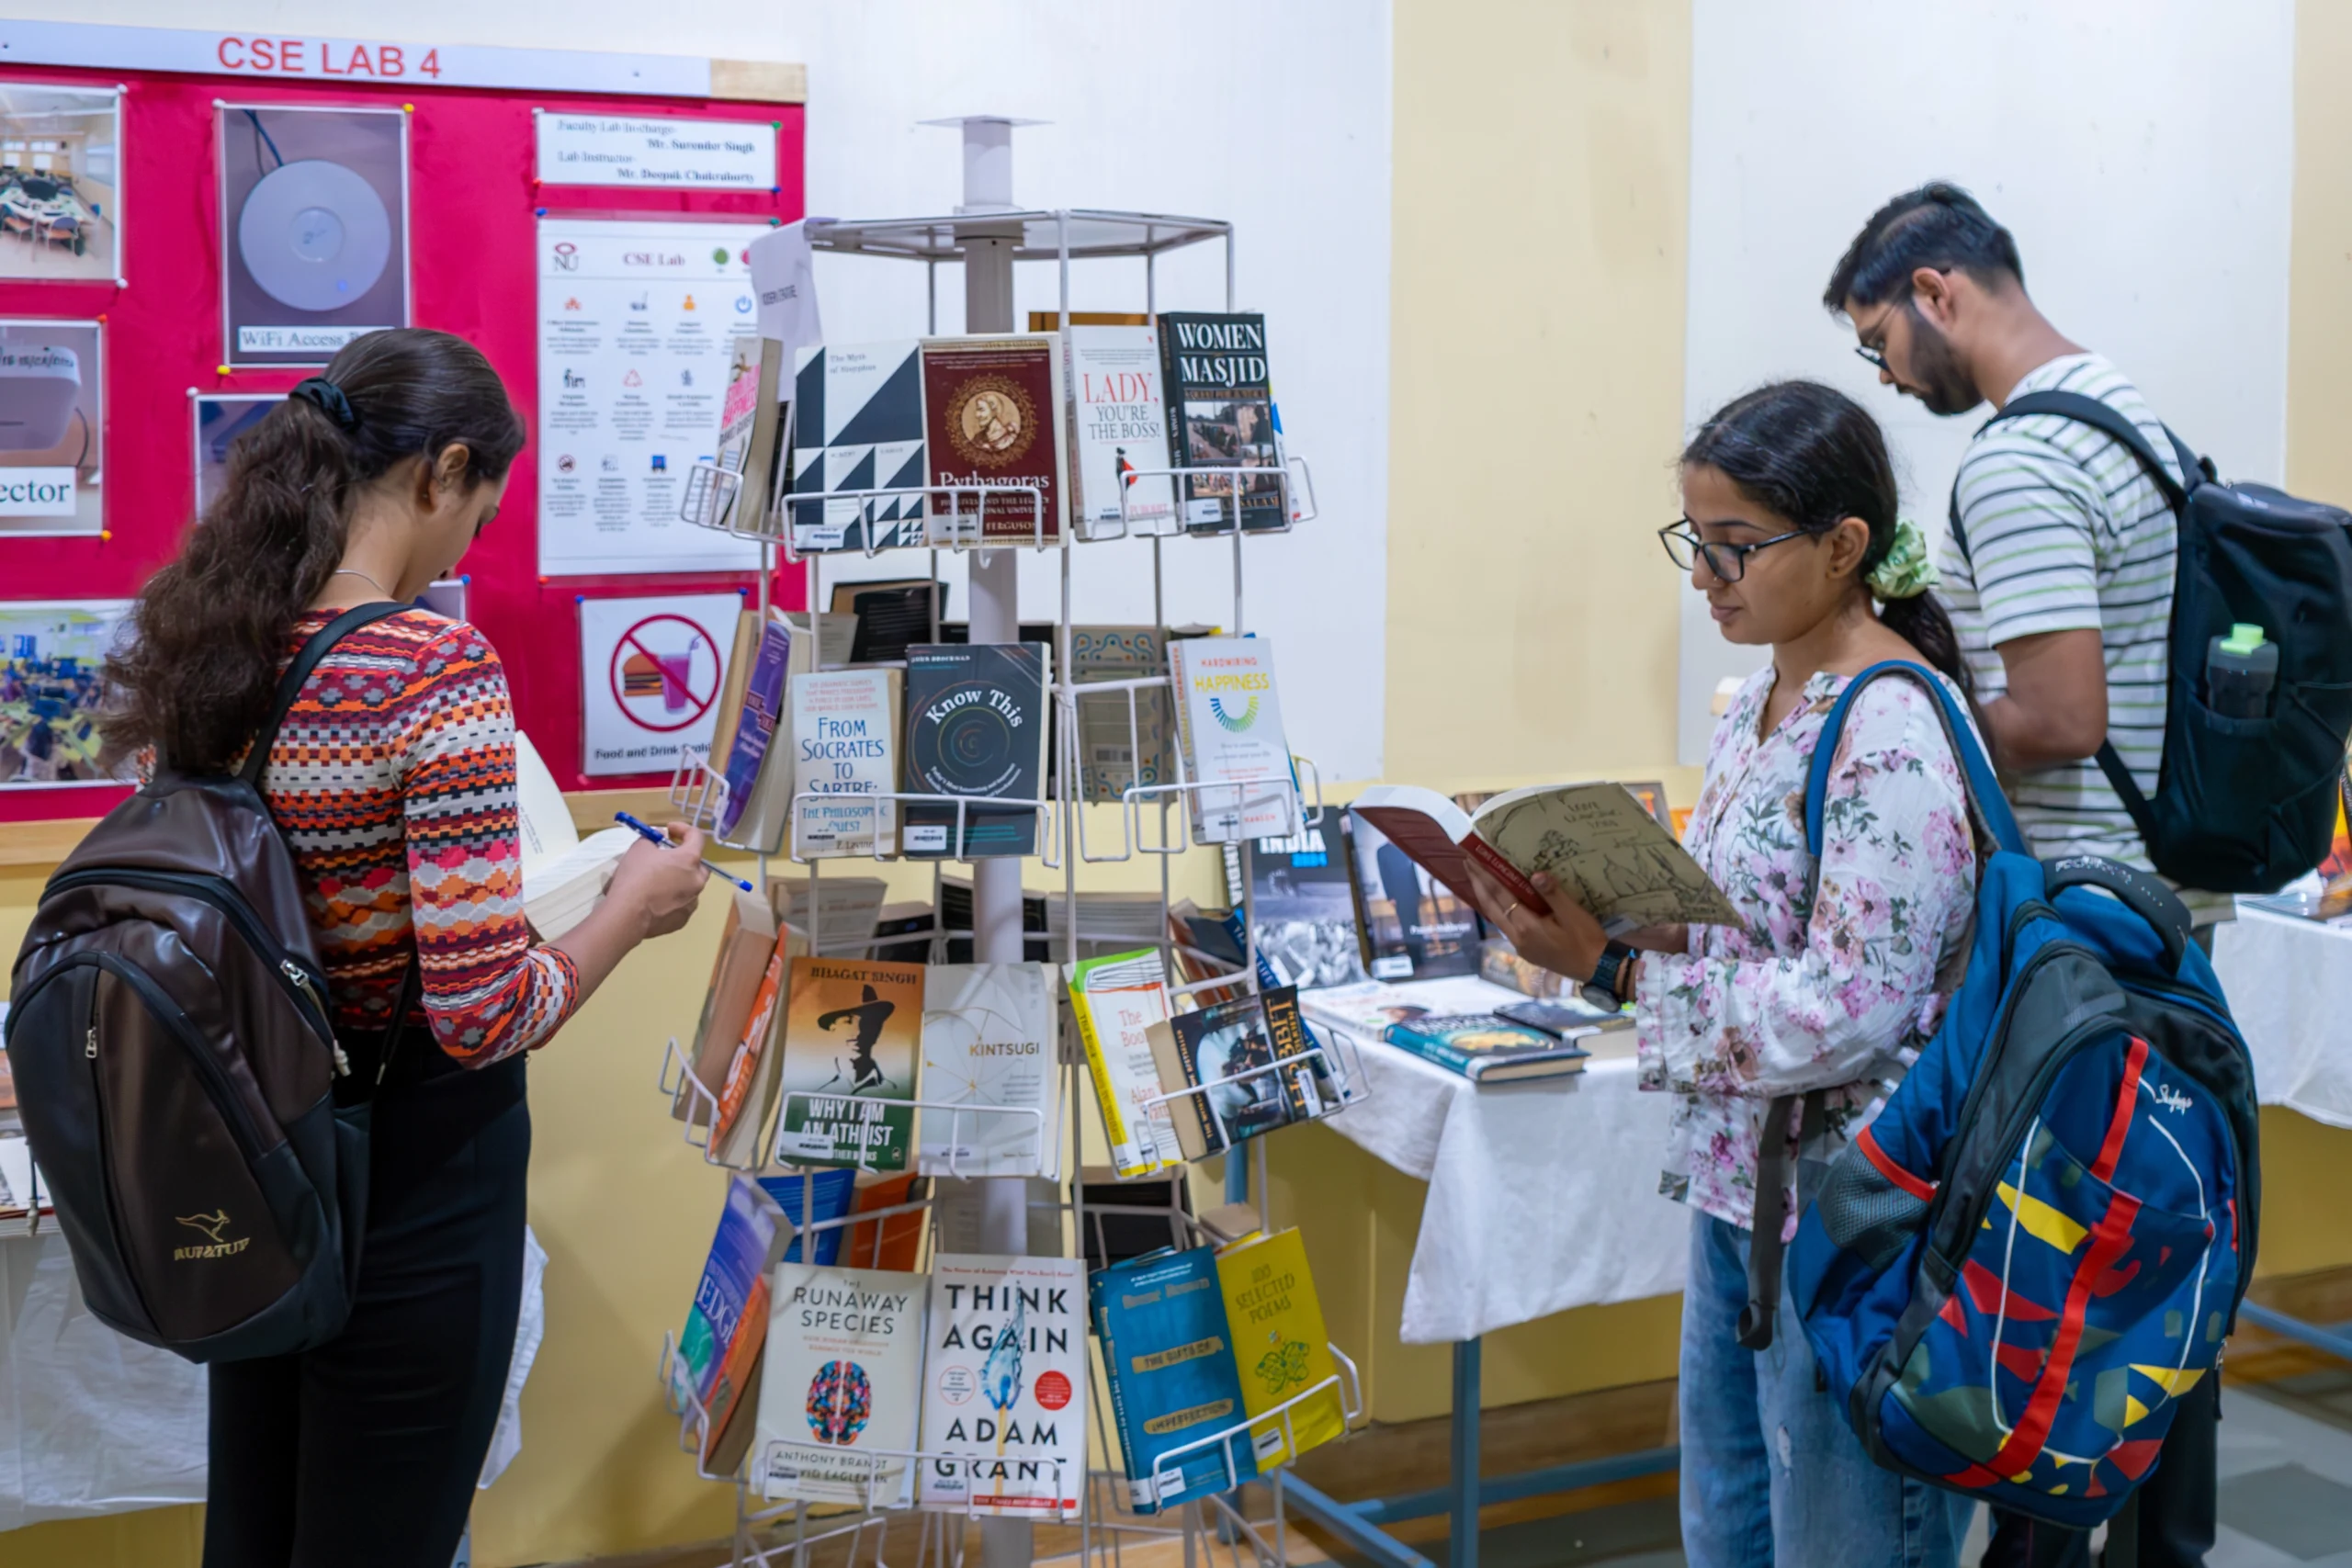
[
  {"x1": 1092, "y1": 1247, "x2": 1259, "y2": 1511},
  {"x1": 1066, "y1": 949, "x2": 1182, "y2": 1178},
  {"x1": 1158, "y1": 312, "x2": 1284, "y2": 532},
  {"x1": 791, "y1": 669, "x2": 902, "y2": 857},
  {"x1": 792, "y1": 341, "x2": 926, "y2": 553},
  {"x1": 756, "y1": 1262, "x2": 928, "y2": 1506},
  {"x1": 902, "y1": 642, "x2": 1051, "y2": 858},
  {"x1": 919, "y1": 1254, "x2": 1087, "y2": 1518},
  {"x1": 1169, "y1": 637, "x2": 1297, "y2": 843},
  {"x1": 1066, "y1": 325, "x2": 1174, "y2": 536},
  {"x1": 922, "y1": 333, "x2": 1069, "y2": 543},
  {"x1": 774, "y1": 958, "x2": 925, "y2": 1170},
  {"x1": 919, "y1": 964, "x2": 1062, "y2": 1179},
  {"x1": 1215, "y1": 1227, "x2": 1345, "y2": 1469}
]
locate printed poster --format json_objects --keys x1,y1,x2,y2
[
  {"x1": 218, "y1": 104, "x2": 410, "y2": 367},
  {"x1": 0, "y1": 84, "x2": 122, "y2": 283},
  {"x1": 577, "y1": 592, "x2": 740, "y2": 777},
  {"x1": 0, "y1": 319, "x2": 101, "y2": 537},
  {"x1": 533, "y1": 111, "x2": 777, "y2": 190},
  {"x1": 536, "y1": 216, "x2": 766, "y2": 576},
  {"x1": 0, "y1": 600, "x2": 136, "y2": 787}
]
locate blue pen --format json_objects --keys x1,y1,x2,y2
[{"x1": 613, "y1": 812, "x2": 756, "y2": 893}]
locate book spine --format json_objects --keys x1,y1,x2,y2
[
  {"x1": 1069, "y1": 979, "x2": 1144, "y2": 1174},
  {"x1": 1157, "y1": 321, "x2": 1191, "y2": 519},
  {"x1": 1379, "y1": 1027, "x2": 1476, "y2": 1075},
  {"x1": 1460, "y1": 831, "x2": 1553, "y2": 917},
  {"x1": 1092, "y1": 1293, "x2": 1150, "y2": 1510}
]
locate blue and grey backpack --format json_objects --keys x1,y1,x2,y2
[{"x1": 1789, "y1": 661, "x2": 2259, "y2": 1529}]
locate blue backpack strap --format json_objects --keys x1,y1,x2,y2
[{"x1": 1804, "y1": 661, "x2": 2024, "y2": 880}]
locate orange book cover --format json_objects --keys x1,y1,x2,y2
[{"x1": 715, "y1": 943, "x2": 789, "y2": 1145}]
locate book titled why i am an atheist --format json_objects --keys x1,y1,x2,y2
[{"x1": 1091, "y1": 1246, "x2": 1261, "y2": 1511}]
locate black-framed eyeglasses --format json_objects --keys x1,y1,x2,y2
[
  {"x1": 1854, "y1": 342, "x2": 1889, "y2": 372},
  {"x1": 1658, "y1": 520, "x2": 1808, "y2": 582}
]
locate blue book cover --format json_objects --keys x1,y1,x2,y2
[
  {"x1": 673, "y1": 1175, "x2": 782, "y2": 1412},
  {"x1": 1091, "y1": 1246, "x2": 1259, "y2": 1511},
  {"x1": 757, "y1": 1168, "x2": 859, "y2": 1265},
  {"x1": 717, "y1": 617, "x2": 793, "y2": 838}
]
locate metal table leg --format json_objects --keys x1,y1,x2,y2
[{"x1": 1450, "y1": 1338, "x2": 1480, "y2": 1568}]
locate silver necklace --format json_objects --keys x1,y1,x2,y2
[{"x1": 329, "y1": 567, "x2": 391, "y2": 596}]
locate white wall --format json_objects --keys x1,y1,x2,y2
[
  {"x1": 22, "y1": 0, "x2": 1395, "y2": 783},
  {"x1": 1678, "y1": 0, "x2": 2296, "y2": 761}
]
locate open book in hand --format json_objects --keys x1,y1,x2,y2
[
  {"x1": 514, "y1": 731, "x2": 635, "y2": 941},
  {"x1": 1348, "y1": 782, "x2": 1737, "y2": 933}
]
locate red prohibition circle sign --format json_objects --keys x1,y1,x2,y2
[{"x1": 607, "y1": 613, "x2": 720, "y2": 733}]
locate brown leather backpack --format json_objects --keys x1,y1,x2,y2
[{"x1": 4, "y1": 603, "x2": 410, "y2": 1361}]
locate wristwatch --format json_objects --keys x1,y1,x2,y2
[{"x1": 1579, "y1": 940, "x2": 1637, "y2": 1013}]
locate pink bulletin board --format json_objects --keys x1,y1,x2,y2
[{"x1": 0, "y1": 57, "x2": 807, "y2": 828}]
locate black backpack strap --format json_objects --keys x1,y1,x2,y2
[
  {"x1": 238, "y1": 600, "x2": 413, "y2": 788},
  {"x1": 1738, "y1": 1089, "x2": 1826, "y2": 1351},
  {"x1": 1987, "y1": 390, "x2": 2193, "y2": 510}
]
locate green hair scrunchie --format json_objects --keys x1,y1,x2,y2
[{"x1": 1867, "y1": 517, "x2": 1940, "y2": 601}]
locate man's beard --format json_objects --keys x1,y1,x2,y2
[{"x1": 1905, "y1": 310, "x2": 1982, "y2": 416}]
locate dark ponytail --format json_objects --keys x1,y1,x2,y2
[
  {"x1": 106, "y1": 328, "x2": 524, "y2": 773},
  {"x1": 1679, "y1": 379, "x2": 1972, "y2": 694}
]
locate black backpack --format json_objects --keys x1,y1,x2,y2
[
  {"x1": 1957, "y1": 390, "x2": 2352, "y2": 893},
  {"x1": 3, "y1": 603, "x2": 412, "y2": 1361}
]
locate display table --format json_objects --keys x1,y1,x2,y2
[
  {"x1": 2210, "y1": 906, "x2": 2352, "y2": 1364},
  {"x1": 1280, "y1": 976, "x2": 1685, "y2": 1568}
]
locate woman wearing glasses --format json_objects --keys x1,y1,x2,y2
[{"x1": 1476, "y1": 380, "x2": 1983, "y2": 1567}]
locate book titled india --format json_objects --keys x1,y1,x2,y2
[
  {"x1": 774, "y1": 958, "x2": 926, "y2": 1170},
  {"x1": 1215, "y1": 1227, "x2": 1346, "y2": 1469},
  {"x1": 921, "y1": 334, "x2": 1069, "y2": 542},
  {"x1": 756, "y1": 1262, "x2": 928, "y2": 1506},
  {"x1": 1092, "y1": 1247, "x2": 1259, "y2": 1511},
  {"x1": 902, "y1": 642, "x2": 1051, "y2": 858},
  {"x1": 919, "y1": 1253, "x2": 1088, "y2": 1518},
  {"x1": 1157, "y1": 311, "x2": 1283, "y2": 533}
]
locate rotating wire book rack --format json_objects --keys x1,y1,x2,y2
[{"x1": 644, "y1": 201, "x2": 1367, "y2": 1568}]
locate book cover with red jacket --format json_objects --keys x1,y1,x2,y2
[{"x1": 921, "y1": 334, "x2": 1069, "y2": 542}]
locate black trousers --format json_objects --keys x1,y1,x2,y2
[
  {"x1": 1982, "y1": 1334, "x2": 2221, "y2": 1567},
  {"x1": 204, "y1": 1053, "x2": 529, "y2": 1568}
]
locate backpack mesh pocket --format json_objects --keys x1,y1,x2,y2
[{"x1": 1818, "y1": 1141, "x2": 1931, "y2": 1271}]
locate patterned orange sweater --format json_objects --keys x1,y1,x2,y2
[{"x1": 262, "y1": 607, "x2": 581, "y2": 1065}]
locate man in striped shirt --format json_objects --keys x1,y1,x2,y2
[{"x1": 1826, "y1": 183, "x2": 2217, "y2": 1568}]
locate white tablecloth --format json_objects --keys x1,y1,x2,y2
[
  {"x1": 2211, "y1": 905, "x2": 2352, "y2": 1129},
  {"x1": 1315, "y1": 976, "x2": 1689, "y2": 1345}
]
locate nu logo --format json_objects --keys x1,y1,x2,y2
[
  {"x1": 173, "y1": 1209, "x2": 251, "y2": 1260},
  {"x1": 1209, "y1": 694, "x2": 1259, "y2": 732}
]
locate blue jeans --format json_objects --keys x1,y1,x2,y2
[{"x1": 1679, "y1": 1212, "x2": 1974, "y2": 1568}]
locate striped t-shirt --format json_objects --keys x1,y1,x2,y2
[{"x1": 1939, "y1": 353, "x2": 2222, "y2": 922}]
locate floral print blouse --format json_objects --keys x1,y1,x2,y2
[{"x1": 1634, "y1": 666, "x2": 1981, "y2": 1235}]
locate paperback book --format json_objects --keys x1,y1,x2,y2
[
  {"x1": 1146, "y1": 986, "x2": 1329, "y2": 1160},
  {"x1": 754, "y1": 1167, "x2": 858, "y2": 1265},
  {"x1": 1169, "y1": 637, "x2": 1297, "y2": 843},
  {"x1": 1349, "y1": 782, "x2": 1736, "y2": 933},
  {"x1": 919, "y1": 1254, "x2": 1088, "y2": 1518},
  {"x1": 792, "y1": 340, "x2": 927, "y2": 552},
  {"x1": 678, "y1": 886, "x2": 782, "y2": 1124},
  {"x1": 774, "y1": 958, "x2": 926, "y2": 1170},
  {"x1": 918, "y1": 963, "x2": 1062, "y2": 1179},
  {"x1": 1157, "y1": 311, "x2": 1285, "y2": 532},
  {"x1": 712, "y1": 933, "x2": 791, "y2": 1157},
  {"x1": 756, "y1": 1262, "x2": 928, "y2": 1506},
  {"x1": 512, "y1": 730, "x2": 633, "y2": 940},
  {"x1": 832, "y1": 579, "x2": 946, "y2": 665},
  {"x1": 1215, "y1": 1227, "x2": 1345, "y2": 1469},
  {"x1": 1066, "y1": 949, "x2": 1182, "y2": 1178},
  {"x1": 903, "y1": 642, "x2": 1052, "y2": 858},
  {"x1": 1342, "y1": 808, "x2": 1480, "y2": 980},
  {"x1": 673, "y1": 1176, "x2": 789, "y2": 1472},
  {"x1": 1223, "y1": 805, "x2": 1369, "y2": 989},
  {"x1": 1092, "y1": 1247, "x2": 1259, "y2": 1511},
  {"x1": 922, "y1": 333, "x2": 1069, "y2": 542},
  {"x1": 791, "y1": 668, "x2": 903, "y2": 858},
  {"x1": 1382, "y1": 1011, "x2": 1590, "y2": 1084},
  {"x1": 1066, "y1": 324, "x2": 1175, "y2": 536}
]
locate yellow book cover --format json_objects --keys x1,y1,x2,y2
[{"x1": 1214, "y1": 1228, "x2": 1344, "y2": 1467}]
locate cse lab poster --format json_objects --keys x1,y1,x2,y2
[{"x1": 536, "y1": 216, "x2": 766, "y2": 577}]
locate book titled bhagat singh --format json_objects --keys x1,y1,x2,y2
[{"x1": 772, "y1": 957, "x2": 924, "y2": 1171}]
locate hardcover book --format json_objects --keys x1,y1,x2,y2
[
  {"x1": 1168, "y1": 637, "x2": 1297, "y2": 843},
  {"x1": 1348, "y1": 782, "x2": 1736, "y2": 934},
  {"x1": 792, "y1": 340, "x2": 927, "y2": 552},
  {"x1": 791, "y1": 668, "x2": 903, "y2": 858},
  {"x1": 756, "y1": 1263, "x2": 928, "y2": 1506},
  {"x1": 1223, "y1": 806, "x2": 1370, "y2": 989},
  {"x1": 1342, "y1": 809, "x2": 1482, "y2": 981},
  {"x1": 1215, "y1": 1227, "x2": 1345, "y2": 1469},
  {"x1": 921, "y1": 333, "x2": 1069, "y2": 542},
  {"x1": 1066, "y1": 949, "x2": 1182, "y2": 1178},
  {"x1": 1381, "y1": 1012, "x2": 1590, "y2": 1084},
  {"x1": 1066, "y1": 325, "x2": 1174, "y2": 536},
  {"x1": 1157, "y1": 312, "x2": 1284, "y2": 533},
  {"x1": 774, "y1": 958, "x2": 926, "y2": 1170},
  {"x1": 1092, "y1": 1247, "x2": 1259, "y2": 1511},
  {"x1": 918, "y1": 963, "x2": 1062, "y2": 1179},
  {"x1": 918, "y1": 1254, "x2": 1088, "y2": 1518},
  {"x1": 902, "y1": 642, "x2": 1051, "y2": 858}
]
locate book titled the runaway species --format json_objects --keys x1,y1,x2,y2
[
  {"x1": 1092, "y1": 1246, "x2": 1259, "y2": 1511},
  {"x1": 918, "y1": 1253, "x2": 1087, "y2": 1518},
  {"x1": 755, "y1": 1262, "x2": 927, "y2": 1506}
]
